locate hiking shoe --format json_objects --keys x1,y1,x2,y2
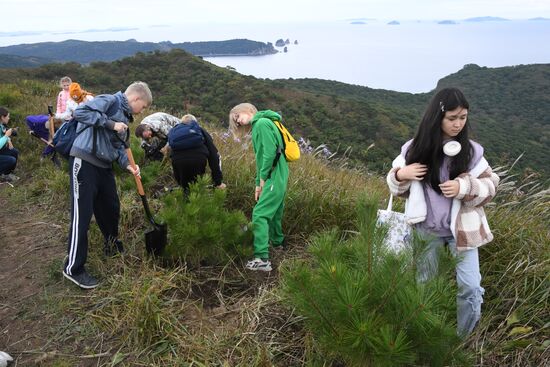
[
  {"x1": 104, "y1": 239, "x2": 124, "y2": 257},
  {"x1": 51, "y1": 154, "x2": 61, "y2": 168},
  {"x1": 0, "y1": 173, "x2": 19, "y2": 182},
  {"x1": 63, "y1": 270, "x2": 99, "y2": 289},
  {"x1": 245, "y1": 258, "x2": 272, "y2": 272}
]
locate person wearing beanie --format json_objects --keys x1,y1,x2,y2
[{"x1": 55, "y1": 82, "x2": 94, "y2": 122}]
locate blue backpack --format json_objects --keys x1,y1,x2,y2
[
  {"x1": 52, "y1": 97, "x2": 121, "y2": 158},
  {"x1": 52, "y1": 119, "x2": 91, "y2": 158},
  {"x1": 168, "y1": 121, "x2": 205, "y2": 151}
]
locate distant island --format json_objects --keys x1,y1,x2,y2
[
  {"x1": 346, "y1": 18, "x2": 376, "y2": 22},
  {"x1": 350, "y1": 21, "x2": 366, "y2": 25},
  {"x1": 529, "y1": 17, "x2": 550, "y2": 21},
  {"x1": 387, "y1": 20, "x2": 400, "y2": 25},
  {"x1": 465, "y1": 16, "x2": 510, "y2": 22},
  {"x1": 438, "y1": 20, "x2": 459, "y2": 25},
  {"x1": 275, "y1": 39, "x2": 285, "y2": 47},
  {"x1": 0, "y1": 39, "x2": 278, "y2": 67}
]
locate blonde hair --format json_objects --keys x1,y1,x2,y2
[
  {"x1": 228, "y1": 103, "x2": 257, "y2": 138},
  {"x1": 125, "y1": 81, "x2": 153, "y2": 106},
  {"x1": 59, "y1": 76, "x2": 72, "y2": 87},
  {"x1": 181, "y1": 114, "x2": 197, "y2": 124}
]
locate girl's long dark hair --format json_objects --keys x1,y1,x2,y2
[
  {"x1": 406, "y1": 88, "x2": 472, "y2": 193},
  {"x1": 0, "y1": 107, "x2": 8, "y2": 118}
]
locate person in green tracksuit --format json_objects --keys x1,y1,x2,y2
[{"x1": 229, "y1": 103, "x2": 289, "y2": 272}]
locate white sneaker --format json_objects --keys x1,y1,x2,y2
[
  {"x1": 245, "y1": 258, "x2": 272, "y2": 272},
  {"x1": 0, "y1": 350, "x2": 13, "y2": 366}
]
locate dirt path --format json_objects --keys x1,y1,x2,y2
[{"x1": 0, "y1": 186, "x2": 66, "y2": 365}]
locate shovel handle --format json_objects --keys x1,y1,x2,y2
[
  {"x1": 29, "y1": 131, "x2": 55, "y2": 147},
  {"x1": 48, "y1": 114, "x2": 55, "y2": 141},
  {"x1": 126, "y1": 148, "x2": 145, "y2": 196}
]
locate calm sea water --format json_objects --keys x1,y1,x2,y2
[{"x1": 2, "y1": 20, "x2": 550, "y2": 93}]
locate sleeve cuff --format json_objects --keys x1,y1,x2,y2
[
  {"x1": 105, "y1": 120, "x2": 116, "y2": 130},
  {"x1": 455, "y1": 177, "x2": 469, "y2": 200}
]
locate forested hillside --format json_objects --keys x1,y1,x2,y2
[
  {"x1": 1, "y1": 49, "x2": 548, "y2": 176},
  {"x1": 0, "y1": 54, "x2": 55, "y2": 68},
  {"x1": 0, "y1": 38, "x2": 277, "y2": 65}
]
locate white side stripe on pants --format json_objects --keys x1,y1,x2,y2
[{"x1": 67, "y1": 157, "x2": 82, "y2": 275}]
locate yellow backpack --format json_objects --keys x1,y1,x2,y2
[{"x1": 273, "y1": 120, "x2": 300, "y2": 162}]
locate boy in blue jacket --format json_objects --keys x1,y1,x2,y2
[{"x1": 63, "y1": 81, "x2": 152, "y2": 289}]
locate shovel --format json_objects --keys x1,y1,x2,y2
[
  {"x1": 126, "y1": 148, "x2": 168, "y2": 256},
  {"x1": 29, "y1": 131, "x2": 61, "y2": 168}
]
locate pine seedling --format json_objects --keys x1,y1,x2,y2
[
  {"x1": 159, "y1": 176, "x2": 252, "y2": 265},
  {"x1": 280, "y1": 192, "x2": 472, "y2": 366}
]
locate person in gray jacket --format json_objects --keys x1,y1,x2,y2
[{"x1": 63, "y1": 81, "x2": 152, "y2": 289}]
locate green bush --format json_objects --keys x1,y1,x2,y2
[
  {"x1": 0, "y1": 84, "x2": 24, "y2": 106},
  {"x1": 159, "y1": 176, "x2": 252, "y2": 265},
  {"x1": 280, "y1": 193, "x2": 472, "y2": 366}
]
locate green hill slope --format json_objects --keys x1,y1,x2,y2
[{"x1": 1, "y1": 50, "x2": 548, "y2": 176}]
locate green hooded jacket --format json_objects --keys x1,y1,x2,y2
[{"x1": 251, "y1": 110, "x2": 289, "y2": 187}]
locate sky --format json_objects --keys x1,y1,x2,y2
[{"x1": 2, "y1": 0, "x2": 550, "y2": 35}]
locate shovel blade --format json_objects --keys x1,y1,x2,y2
[{"x1": 145, "y1": 223, "x2": 167, "y2": 256}]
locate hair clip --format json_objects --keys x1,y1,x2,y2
[{"x1": 439, "y1": 101, "x2": 445, "y2": 112}]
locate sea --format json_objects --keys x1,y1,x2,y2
[{"x1": 2, "y1": 20, "x2": 550, "y2": 93}]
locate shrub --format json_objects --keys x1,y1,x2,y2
[
  {"x1": 159, "y1": 176, "x2": 252, "y2": 265},
  {"x1": 280, "y1": 193, "x2": 472, "y2": 366},
  {"x1": 0, "y1": 85, "x2": 23, "y2": 106}
]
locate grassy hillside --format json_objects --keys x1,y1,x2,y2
[
  {"x1": 1, "y1": 50, "x2": 547, "y2": 177},
  {"x1": 0, "y1": 77, "x2": 548, "y2": 365}
]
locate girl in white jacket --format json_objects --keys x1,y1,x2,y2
[{"x1": 386, "y1": 87, "x2": 499, "y2": 336}]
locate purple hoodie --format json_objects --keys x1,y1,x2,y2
[{"x1": 401, "y1": 139, "x2": 484, "y2": 237}]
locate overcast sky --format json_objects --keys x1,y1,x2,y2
[{"x1": 2, "y1": 0, "x2": 550, "y2": 33}]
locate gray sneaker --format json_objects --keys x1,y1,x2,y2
[
  {"x1": 63, "y1": 270, "x2": 99, "y2": 289},
  {"x1": 0, "y1": 173, "x2": 19, "y2": 182}
]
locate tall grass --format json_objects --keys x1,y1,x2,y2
[{"x1": 469, "y1": 166, "x2": 550, "y2": 366}]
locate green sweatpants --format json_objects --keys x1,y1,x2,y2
[{"x1": 252, "y1": 177, "x2": 286, "y2": 259}]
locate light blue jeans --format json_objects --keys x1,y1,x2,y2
[{"x1": 416, "y1": 234, "x2": 484, "y2": 337}]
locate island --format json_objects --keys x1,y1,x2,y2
[
  {"x1": 0, "y1": 38, "x2": 279, "y2": 67},
  {"x1": 438, "y1": 20, "x2": 458, "y2": 25},
  {"x1": 464, "y1": 16, "x2": 510, "y2": 22}
]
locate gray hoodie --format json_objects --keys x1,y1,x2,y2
[{"x1": 70, "y1": 92, "x2": 131, "y2": 169}]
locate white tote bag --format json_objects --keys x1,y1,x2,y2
[{"x1": 377, "y1": 194, "x2": 412, "y2": 253}]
